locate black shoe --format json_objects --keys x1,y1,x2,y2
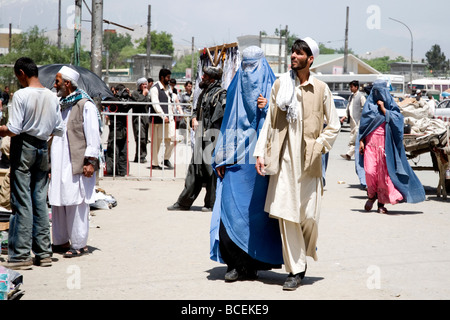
[
  {"x1": 282, "y1": 273, "x2": 302, "y2": 291},
  {"x1": 224, "y1": 268, "x2": 258, "y2": 282},
  {"x1": 167, "y1": 203, "x2": 190, "y2": 211},
  {"x1": 224, "y1": 269, "x2": 239, "y2": 282},
  {"x1": 151, "y1": 165, "x2": 162, "y2": 170},
  {"x1": 163, "y1": 160, "x2": 173, "y2": 169}
]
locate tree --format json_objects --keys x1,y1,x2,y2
[
  {"x1": 136, "y1": 31, "x2": 174, "y2": 56},
  {"x1": 274, "y1": 27, "x2": 298, "y2": 51},
  {"x1": 104, "y1": 31, "x2": 134, "y2": 69},
  {"x1": 319, "y1": 43, "x2": 336, "y2": 55},
  {"x1": 425, "y1": 44, "x2": 449, "y2": 76},
  {"x1": 172, "y1": 51, "x2": 199, "y2": 78},
  {"x1": 362, "y1": 56, "x2": 407, "y2": 73},
  {"x1": 0, "y1": 26, "x2": 90, "y2": 89}
]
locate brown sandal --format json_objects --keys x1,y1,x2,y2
[
  {"x1": 377, "y1": 206, "x2": 388, "y2": 214},
  {"x1": 364, "y1": 197, "x2": 376, "y2": 211}
]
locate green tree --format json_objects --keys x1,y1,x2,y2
[
  {"x1": 425, "y1": 44, "x2": 449, "y2": 76},
  {"x1": 0, "y1": 26, "x2": 90, "y2": 89},
  {"x1": 274, "y1": 27, "x2": 298, "y2": 50},
  {"x1": 172, "y1": 51, "x2": 199, "y2": 78},
  {"x1": 136, "y1": 31, "x2": 174, "y2": 56},
  {"x1": 319, "y1": 43, "x2": 336, "y2": 54},
  {"x1": 104, "y1": 31, "x2": 135, "y2": 69},
  {"x1": 362, "y1": 56, "x2": 407, "y2": 73}
]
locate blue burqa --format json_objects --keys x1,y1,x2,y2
[
  {"x1": 355, "y1": 80, "x2": 425, "y2": 203},
  {"x1": 210, "y1": 47, "x2": 283, "y2": 265}
]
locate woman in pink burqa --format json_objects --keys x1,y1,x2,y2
[{"x1": 356, "y1": 80, "x2": 425, "y2": 213}]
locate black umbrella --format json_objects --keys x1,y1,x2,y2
[{"x1": 38, "y1": 64, "x2": 113, "y2": 100}]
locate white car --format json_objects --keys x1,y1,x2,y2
[
  {"x1": 333, "y1": 95, "x2": 348, "y2": 123},
  {"x1": 434, "y1": 99, "x2": 450, "y2": 123}
]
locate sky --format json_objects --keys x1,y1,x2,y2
[{"x1": 1, "y1": 0, "x2": 449, "y2": 62}]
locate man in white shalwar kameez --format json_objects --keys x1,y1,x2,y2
[
  {"x1": 254, "y1": 38, "x2": 340, "y2": 290},
  {"x1": 48, "y1": 66, "x2": 101, "y2": 258}
]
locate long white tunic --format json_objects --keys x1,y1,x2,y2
[
  {"x1": 48, "y1": 100, "x2": 100, "y2": 206},
  {"x1": 254, "y1": 75, "x2": 340, "y2": 259}
]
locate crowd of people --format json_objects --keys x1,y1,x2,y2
[
  {"x1": 104, "y1": 71, "x2": 193, "y2": 174},
  {"x1": 0, "y1": 36, "x2": 428, "y2": 293}
]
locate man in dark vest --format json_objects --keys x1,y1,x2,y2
[
  {"x1": 167, "y1": 66, "x2": 226, "y2": 212},
  {"x1": 130, "y1": 78, "x2": 150, "y2": 163},
  {"x1": 149, "y1": 68, "x2": 175, "y2": 169}
]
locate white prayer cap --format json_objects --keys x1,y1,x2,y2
[
  {"x1": 58, "y1": 66, "x2": 80, "y2": 83},
  {"x1": 302, "y1": 37, "x2": 320, "y2": 59},
  {"x1": 136, "y1": 77, "x2": 148, "y2": 86}
]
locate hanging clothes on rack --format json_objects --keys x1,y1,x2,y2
[{"x1": 192, "y1": 44, "x2": 241, "y2": 111}]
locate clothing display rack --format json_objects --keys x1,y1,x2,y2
[
  {"x1": 192, "y1": 42, "x2": 240, "y2": 110},
  {"x1": 200, "y1": 43, "x2": 239, "y2": 67}
]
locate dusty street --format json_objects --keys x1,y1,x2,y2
[{"x1": 2, "y1": 127, "x2": 449, "y2": 302}]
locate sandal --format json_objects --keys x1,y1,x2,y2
[
  {"x1": 377, "y1": 206, "x2": 388, "y2": 214},
  {"x1": 364, "y1": 197, "x2": 376, "y2": 211},
  {"x1": 63, "y1": 247, "x2": 89, "y2": 258},
  {"x1": 52, "y1": 242, "x2": 71, "y2": 254}
]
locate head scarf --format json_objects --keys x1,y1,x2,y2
[
  {"x1": 358, "y1": 80, "x2": 400, "y2": 141},
  {"x1": 213, "y1": 46, "x2": 276, "y2": 167},
  {"x1": 355, "y1": 79, "x2": 425, "y2": 203},
  {"x1": 136, "y1": 77, "x2": 148, "y2": 87},
  {"x1": 203, "y1": 66, "x2": 223, "y2": 80},
  {"x1": 210, "y1": 46, "x2": 283, "y2": 266},
  {"x1": 58, "y1": 66, "x2": 80, "y2": 84},
  {"x1": 275, "y1": 37, "x2": 319, "y2": 123}
]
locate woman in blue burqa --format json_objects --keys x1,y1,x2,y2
[
  {"x1": 210, "y1": 46, "x2": 283, "y2": 281},
  {"x1": 355, "y1": 80, "x2": 425, "y2": 213}
]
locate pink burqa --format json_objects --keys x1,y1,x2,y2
[{"x1": 363, "y1": 123, "x2": 403, "y2": 205}]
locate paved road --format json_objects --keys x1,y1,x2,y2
[{"x1": 2, "y1": 127, "x2": 449, "y2": 302}]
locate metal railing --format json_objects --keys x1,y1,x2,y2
[{"x1": 100, "y1": 100, "x2": 192, "y2": 180}]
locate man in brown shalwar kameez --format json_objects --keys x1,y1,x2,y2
[{"x1": 254, "y1": 37, "x2": 340, "y2": 290}]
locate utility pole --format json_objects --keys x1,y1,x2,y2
[
  {"x1": 191, "y1": 36, "x2": 194, "y2": 81},
  {"x1": 8, "y1": 23, "x2": 11, "y2": 53},
  {"x1": 343, "y1": 6, "x2": 349, "y2": 74},
  {"x1": 285, "y1": 25, "x2": 288, "y2": 72},
  {"x1": 91, "y1": 0, "x2": 103, "y2": 78},
  {"x1": 278, "y1": 25, "x2": 282, "y2": 73},
  {"x1": 57, "y1": 0, "x2": 62, "y2": 49},
  {"x1": 389, "y1": 17, "x2": 413, "y2": 93},
  {"x1": 74, "y1": 0, "x2": 82, "y2": 66},
  {"x1": 146, "y1": 5, "x2": 152, "y2": 78}
]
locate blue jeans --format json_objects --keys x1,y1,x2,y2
[{"x1": 8, "y1": 134, "x2": 52, "y2": 261}]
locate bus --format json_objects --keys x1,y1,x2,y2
[
  {"x1": 408, "y1": 78, "x2": 450, "y2": 96},
  {"x1": 312, "y1": 73, "x2": 405, "y2": 97}
]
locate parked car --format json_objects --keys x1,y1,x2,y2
[
  {"x1": 333, "y1": 95, "x2": 348, "y2": 123},
  {"x1": 434, "y1": 99, "x2": 450, "y2": 123}
]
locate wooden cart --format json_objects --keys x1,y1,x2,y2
[{"x1": 404, "y1": 131, "x2": 450, "y2": 197}]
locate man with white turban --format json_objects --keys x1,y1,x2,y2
[
  {"x1": 254, "y1": 38, "x2": 340, "y2": 290},
  {"x1": 48, "y1": 65, "x2": 101, "y2": 258}
]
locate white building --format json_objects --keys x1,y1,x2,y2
[{"x1": 0, "y1": 28, "x2": 22, "y2": 55}]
